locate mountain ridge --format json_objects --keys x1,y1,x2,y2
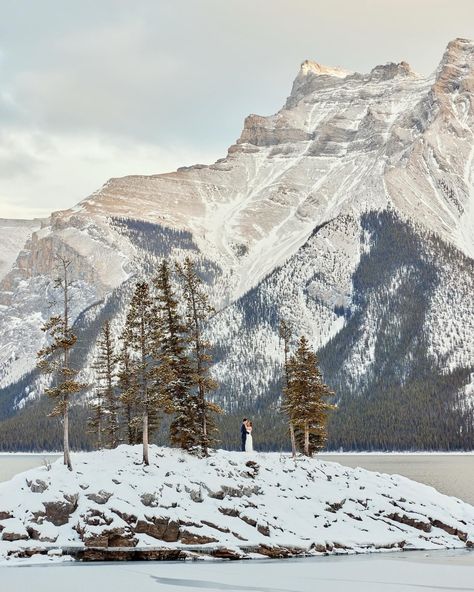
[{"x1": 0, "y1": 38, "x2": 473, "y2": 449}]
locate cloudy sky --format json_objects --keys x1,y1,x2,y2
[{"x1": 0, "y1": 0, "x2": 473, "y2": 219}]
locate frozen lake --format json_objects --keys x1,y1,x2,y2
[
  {"x1": 1, "y1": 550, "x2": 474, "y2": 592},
  {"x1": 0, "y1": 454, "x2": 61, "y2": 483}
]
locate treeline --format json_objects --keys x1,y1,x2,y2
[{"x1": 319, "y1": 210, "x2": 474, "y2": 450}]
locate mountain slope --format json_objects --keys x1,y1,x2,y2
[
  {"x1": 0, "y1": 38, "x2": 473, "y2": 449},
  {"x1": 0, "y1": 219, "x2": 42, "y2": 281}
]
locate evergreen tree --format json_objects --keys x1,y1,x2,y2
[
  {"x1": 124, "y1": 281, "x2": 161, "y2": 465},
  {"x1": 90, "y1": 320, "x2": 118, "y2": 448},
  {"x1": 37, "y1": 257, "x2": 86, "y2": 470},
  {"x1": 153, "y1": 260, "x2": 195, "y2": 450},
  {"x1": 176, "y1": 258, "x2": 222, "y2": 455},
  {"x1": 117, "y1": 334, "x2": 140, "y2": 445},
  {"x1": 87, "y1": 386, "x2": 105, "y2": 449},
  {"x1": 285, "y1": 335, "x2": 334, "y2": 456},
  {"x1": 279, "y1": 319, "x2": 297, "y2": 457}
]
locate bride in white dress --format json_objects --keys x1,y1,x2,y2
[{"x1": 245, "y1": 420, "x2": 254, "y2": 453}]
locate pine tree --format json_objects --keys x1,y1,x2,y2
[
  {"x1": 285, "y1": 335, "x2": 335, "y2": 456},
  {"x1": 124, "y1": 281, "x2": 161, "y2": 465},
  {"x1": 279, "y1": 319, "x2": 297, "y2": 458},
  {"x1": 176, "y1": 258, "x2": 222, "y2": 455},
  {"x1": 91, "y1": 320, "x2": 118, "y2": 448},
  {"x1": 87, "y1": 386, "x2": 105, "y2": 449},
  {"x1": 153, "y1": 260, "x2": 195, "y2": 450},
  {"x1": 37, "y1": 257, "x2": 86, "y2": 470},
  {"x1": 117, "y1": 335, "x2": 140, "y2": 445}
]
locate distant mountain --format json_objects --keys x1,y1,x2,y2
[
  {"x1": 0, "y1": 218, "x2": 42, "y2": 281},
  {"x1": 1, "y1": 38, "x2": 473, "y2": 450}
]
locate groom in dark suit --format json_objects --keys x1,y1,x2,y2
[{"x1": 241, "y1": 418, "x2": 248, "y2": 451}]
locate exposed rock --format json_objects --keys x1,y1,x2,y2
[
  {"x1": 256, "y1": 545, "x2": 294, "y2": 558},
  {"x1": 1, "y1": 519, "x2": 29, "y2": 541},
  {"x1": 386, "y1": 513, "x2": 432, "y2": 533},
  {"x1": 84, "y1": 535, "x2": 109, "y2": 548},
  {"x1": 179, "y1": 530, "x2": 218, "y2": 545},
  {"x1": 43, "y1": 495, "x2": 78, "y2": 526},
  {"x1": 140, "y1": 493, "x2": 159, "y2": 507},
  {"x1": 211, "y1": 547, "x2": 243, "y2": 560},
  {"x1": 218, "y1": 507, "x2": 240, "y2": 517},
  {"x1": 187, "y1": 487, "x2": 204, "y2": 503},
  {"x1": 26, "y1": 479, "x2": 48, "y2": 493},
  {"x1": 84, "y1": 527, "x2": 137, "y2": 548},
  {"x1": 77, "y1": 548, "x2": 185, "y2": 561},
  {"x1": 326, "y1": 500, "x2": 346, "y2": 513},
  {"x1": 221, "y1": 485, "x2": 262, "y2": 498},
  {"x1": 240, "y1": 515, "x2": 257, "y2": 528},
  {"x1": 135, "y1": 517, "x2": 179, "y2": 542},
  {"x1": 431, "y1": 519, "x2": 467, "y2": 542},
  {"x1": 208, "y1": 489, "x2": 225, "y2": 500},
  {"x1": 26, "y1": 526, "x2": 58, "y2": 543},
  {"x1": 110, "y1": 508, "x2": 137, "y2": 525},
  {"x1": 200, "y1": 520, "x2": 230, "y2": 533},
  {"x1": 82, "y1": 508, "x2": 113, "y2": 527},
  {"x1": 85, "y1": 490, "x2": 113, "y2": 505},
  {"x1": 244, "y1": 461, "x2": 260, "y2": 479}
]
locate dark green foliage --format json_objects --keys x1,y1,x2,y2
[
  {"x1": 320, "y1": 210, "x2": 474, "y2": 450},
  {"x1": 0, "y1": 397, "x2": 94, "y2": 452},
  {"x1": 117, "y1": 337, "x2": 141, "y2": 445},
  {"x1": 37, "y1": 258, "x2": 87, "y2": 470},
  {"x1": 88, "y1": 320, "x2": 119, "y2": 448},
  {"x1": 1, "y1": 211, "x2": 473, "y2": 453},
  {"x1": 123, "y1": 281, "x2": 162, "y2": 464},
  {"x1": 153, "y1": 260, "x2": 195, "y2": 450},
  {"x1": 176, "y1": 258, "x2": 222, "y2": 455},
  {"x1": 283, "y1": 335, "x2": 334, "y2": 456},
  {"x1": 110, "y1": 217, "x2": 199, "y2": 257}
]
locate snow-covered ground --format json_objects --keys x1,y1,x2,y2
[{"x1": 1, "y1": 445, "x2": 474, "y2": 564}]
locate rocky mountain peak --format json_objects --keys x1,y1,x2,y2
[
  {"x1": 438, "y1": 38, "x2": 474, "y2": 75},
  {"x1": 368, "y1": 61, "x2": 418, "y2": 80},
  {"x1": 434, "y1": 37, "x2": 474, "y2": 93},
  {"x1": 299, "y1": 59, "x2": 351, "y2": 78}
]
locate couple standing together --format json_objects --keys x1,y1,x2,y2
[{"x1": 240, "y1": 418, "x2": 254, "y2": 452}]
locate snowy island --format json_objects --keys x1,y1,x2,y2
[{"x1": 1, "y1": 445, "x2": 473, "y2": 563}]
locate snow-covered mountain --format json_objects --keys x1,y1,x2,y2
[
  {"x1": 0, "y1": 219, "x2": 43, "y2": 282},
  {"x1": 0, "y1": 38, "x2": 473, "y2": 448}
]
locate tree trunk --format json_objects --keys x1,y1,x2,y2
[
  {"x1": 190, "y1": 288, "x2": 207, "y2": 451},
  {"x1": 143, "y1": 411, "x2": 149, "y2": 465},
  {"x1": 304, "y1": 422, "x2": 309, "y2": 457},
  {"x1": 98, "y1": 410, "x2": 102, "y2": 450},
  {"x1": 62, "y1": 259, "x2": 72, "y2": 471},
  {"x1": 280, "y1": 320, "x2": 296, "y2": 458},
  {"x1": 289, "y1": 422, "x2": 297, "y2": 458},
  {"x1": 64, "y1": 404, "x2": 72, "y2": 470}
]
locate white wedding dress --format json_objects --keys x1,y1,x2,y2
[{"x1": 245, "y1": 429, "x2": 254, "y2": 452}]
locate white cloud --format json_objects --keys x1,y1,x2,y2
[
  {"x1": 0, "y1": 128, "x2": 220, "y2": 219},
  {"x1": 0, "y1": 1, "x2": 473, "y2": 219}
]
